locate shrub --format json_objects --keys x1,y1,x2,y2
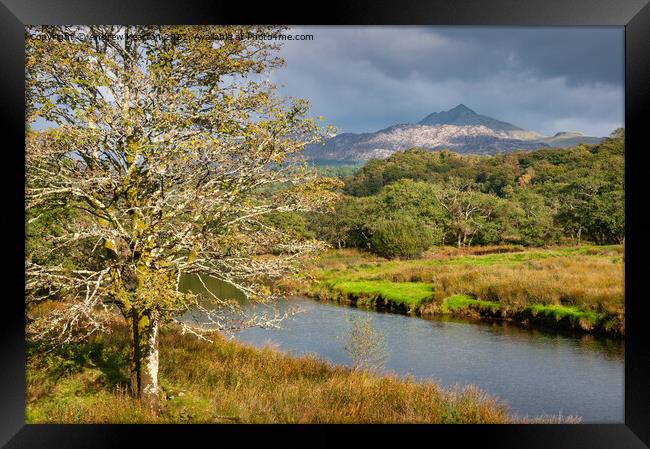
[
  {"x1": 343, "y1": 315, "x2": 388, "y2": 372},
  {"x1": 367, "y1": 217, "x2": 433, "y2": 259}
]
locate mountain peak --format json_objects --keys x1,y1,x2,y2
[
  {"x1": 418, "y1": 105, "x2": 522, "y2": 132},
  {"x1": 450, "y1": 104, "x2": 475, "y2": 114}
]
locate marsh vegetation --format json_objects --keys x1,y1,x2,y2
[{"x1": 280, "y1": 245, "x2": 624, "y2": 336}]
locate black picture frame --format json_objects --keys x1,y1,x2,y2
[{"x1": 2, "y1": 0, "x2": 649, "y2": 447}]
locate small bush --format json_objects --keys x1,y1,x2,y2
[
  {"x1": 343, "y1": 315, "x2": 388, "y2": 373},
  {"x1": 368, "y1": 217, "x2": 433, "y2": 259}
]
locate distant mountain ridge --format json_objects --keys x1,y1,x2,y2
[{"x1": 305, "y1": 105, "x2": 604, "y2": 162}]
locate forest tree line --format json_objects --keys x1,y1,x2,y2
[{"x1": 270, "y1": 129, "x2": 625, "y2": 258}]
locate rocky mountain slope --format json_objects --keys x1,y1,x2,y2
[{"x1": 305, "y1": 105, "x2": 604, "y2": 162}]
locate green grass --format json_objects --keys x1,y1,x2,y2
[
  {"x1": 443, "y1": 294, "x2": 501, "y2": 312},
  {"x1": 439, "y1": 296, "x2": 600, "y2": 329},
  {"x1": 442, "y1": 295, "x2": 598, "y2": 322},
  {"x1": 329, "y1": 280, "x2": 434, "y2": 306},
  {"x1": 525, "y1": 303, "x2": 599, "y2": 326}
]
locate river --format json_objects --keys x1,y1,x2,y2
[{"x1": 179, "y1": 274, "x2": 624, "y2": 422}]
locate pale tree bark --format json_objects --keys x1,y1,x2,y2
[
  {"x1": 141, "y1": 310, "x2": 160, "y2": 410},
  {"x1": 130, "y1": 308, "x2": 160, "y2": 410}
]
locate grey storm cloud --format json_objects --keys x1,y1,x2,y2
[{"x1": 268, "y1": 26, "x2": 624, "y2": 137}]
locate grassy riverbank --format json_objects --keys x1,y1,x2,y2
[
  {"x1": 26, "y1": 315, "x2": 576, "y2": 424},
  {"x1": 277, "y1": 245, "x2": 624, "y2": 337}
]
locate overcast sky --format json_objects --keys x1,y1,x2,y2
[{"x1": 268, "y1": 26, "x2": 624, "y2": 137}]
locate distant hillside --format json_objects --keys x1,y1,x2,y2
[
  {"x1": 305, "y1": 105, "x2": 604, "y2": 162},
  {"x1": 534, "y1": 132, "x2": 603, "y2": 147}
]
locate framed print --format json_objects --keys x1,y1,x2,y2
[{"x1": 2, "y1": 0, "x2": 649, "y2": 447}]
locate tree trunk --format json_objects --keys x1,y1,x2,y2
[{"x1": 130, "y1": 309, "x2": 160, "y2": 411}]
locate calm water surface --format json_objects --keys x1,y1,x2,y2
[{"x1": 180, "y1": 274, "x2": 624, "y2": 422}]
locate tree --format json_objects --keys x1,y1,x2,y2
[
  {"x1": 25, "y1": 25, "x2": 339, "y2": 410},
  {"x1": 508, "y1": 189, "x2": 558, "y2": 246},
  {"x1": 434, "y1": 178, "x2": 495, "y2": 247},
  {"x1": 587, "y1": 189, "x2": 624, "y2": 244},
  {"x1": 307, "y1": 195, "x2": 373, "y2": 249},
  {"x1": 373, "y1": 179, "x2": 446, "y2": 245},
  {"x1": 555, "y1": 164, "x2": 623, "y2": 245}
]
